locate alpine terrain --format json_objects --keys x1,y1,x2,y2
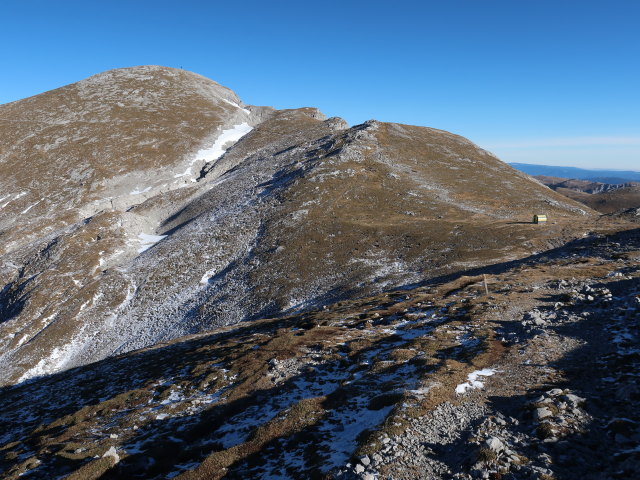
[{"x1": 1, "y1": 66, "x2": 638, "y2": 480}]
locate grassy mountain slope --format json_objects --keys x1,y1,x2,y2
[{"x1": 0, "y1": 67, "x2": 600, "y2": 386}]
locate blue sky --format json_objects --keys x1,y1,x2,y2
[{"x1": 1, "y1": 0, "x2": 638, "y2": 170}]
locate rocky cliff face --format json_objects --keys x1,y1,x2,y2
[{"x1": 0, "y1": 66, "x2": 594, "y2": 386}]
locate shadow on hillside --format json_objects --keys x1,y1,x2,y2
[
  {"x1": 264, "y1": 227, "x2": 640, "y2": 328},
  {"x1": 0, "y1": 308, "x2": 475, "y2": 479},
  {"x1": 221, "y1": 228, "x2": 638, "y2": 333},
  {"x1": 398, "y1": 226, "x2": 640, "y2": 292},
  {"x1": 0, "y1": 279, "x2": 28, "y2": 325}
]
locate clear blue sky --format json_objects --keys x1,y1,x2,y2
[{"x1": 1, "y1": 0, "x2": 638, "y2": 170}]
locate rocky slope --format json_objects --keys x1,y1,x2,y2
[
  {"x1": 556, "y1": 185, "x2": 640, "y2": 215},
  {"x1": 533, "y1": 176, "x2": 639, "y2": 194},
  {"x1": 1, "y1": 66, "x2": 595, "y2": 387},
  {"x1": 0, "y1": 66, "x2": 269, "y2": 385},
  {"x1": 535, "y1": 176, "x2": 640, "y2": 215},
  {"x1": 1, "y1": 226, "x2": 637, "y2": 480}
]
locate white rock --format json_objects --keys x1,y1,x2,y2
[
  {"x1": 102, "y1": 446, "x2": 120, "y2": 463},
  {"x1": 486, "y1": 436, "x2": 505, "y2": 453},
  {"x1": 564, "y1": 393, "x2": 585, "y2": 405},
  {"x1": 535, "y1": 407, "x2": 553, "y2": 420}
]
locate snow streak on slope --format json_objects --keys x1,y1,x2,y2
[
  {"x1": 137, "y1": 233, "x2": 168, "y2": 253},
  {"x1": 174, "y1": 123, "x2": 253, "y2": 180},
  {"x1": 194, "y1": 123, "x2": 253, "y2": 163}
]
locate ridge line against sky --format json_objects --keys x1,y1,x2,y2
[{"x1": 0, "y1": 0, "x2": 638, "y2": 170}]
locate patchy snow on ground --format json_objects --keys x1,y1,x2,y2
[
  {"x1": 221, "y1": 98, "x2": 251, "y2": 115},
  {"x1": 317, "y1": 395, "x2": 395, "y2": 472},
  {"x1": 455, "y1": 368, "x2": 497, "y2": 394},
  {"x1": 17, "y1": 325, "x2": 90, "y2": 383},
  {"x1": 20, "y1": 199, "x2": 42, "y2": 214},
  {"x1": 137, "y1": 233, "x2": 168, "y2": 253},
  {"x1": 1, "y1": 191, "x2": 27, "y2": 209},
  {"x1": 130, "y1": 186, "x2": 152, "y2": 195},
  {"x1": 215, "y1": 362, "x2": 349, "y2": 449},
  {"x1": 200, "y1": 267, "x2": 218, "y2": 284}
]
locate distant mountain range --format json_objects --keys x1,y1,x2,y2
[{"x1": 509, "y1": 163, "x2": 640, "y2": 184}]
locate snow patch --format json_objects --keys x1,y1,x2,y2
[
  {"x1": 130, "y1": 186, "x2": 152, "y2": 195},
  {"x1": 455, "y1": 368, "x2": 497, "y2": 394},
  {"x1": 200, "y1": 267, "x2": 218, "y2": 284},
  {"x1": 192, "y1": 123, "x2": 253, "y2": 165},
  {"x1": 137, "y1": 233, "x2": 167, "y2": 253},
  {"x1": 102, "y1": 446, "x2": 120, "y2": 463},
  {"x1": 221, "y1": 98, "x2": 250, "y2": 114},
  {"x1": 170, "y1": 123, "x2": 253, "y2": 184},
  {"x1": 174, "y1": 167, "x2": 192, "y2": 178},
  {"x1": 20, "y1": 199, "x2": 42, "y2": 214}
]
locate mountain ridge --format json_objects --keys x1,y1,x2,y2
[
  {"x1": 510, "y1": 162, "x2": 640, "y2": 184},
  {"x1": 0, "y1": 66, "x2": 601, "y2": 386}
]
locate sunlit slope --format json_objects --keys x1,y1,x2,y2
[{"x1": 0, "y1": 65, "x2": 257, "y2": 255}]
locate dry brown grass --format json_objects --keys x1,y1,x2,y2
[{"x1": 178, "y1": 396, "x2": 327, "y2": 480}]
